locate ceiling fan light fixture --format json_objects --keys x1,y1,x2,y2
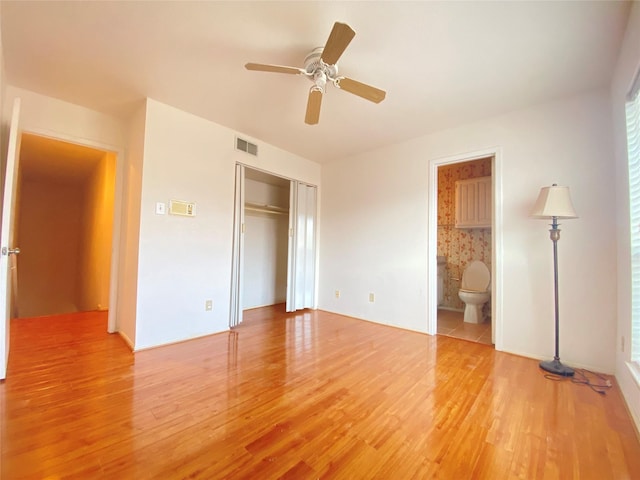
[{"x1": 312, "y1": 71, "x2": 327, "y2": 92}]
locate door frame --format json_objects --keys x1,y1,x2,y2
[
  {"x1": 428, "y1": 147, "x2": 503, "y2": 350},
  {"x1": 21, "y1": 128, "x2": 125, "y2": 334},
  {"x1": 230, "y1": 163, "x2": 318, "y2": 327},
  {"x1": 229, "y1": 164, "x2": 245, "y2": 328}
]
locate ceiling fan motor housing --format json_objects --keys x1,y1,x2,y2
[{"x1": 304, "y1": 47, "x2": 338, "y2": 82}]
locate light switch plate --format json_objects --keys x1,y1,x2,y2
[{"x1": 155, "y1": 202, "x2": 166, "y2": 215}]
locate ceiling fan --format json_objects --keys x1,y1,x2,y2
[{"x1": 245, "y1": 22, "x2": 386, "y2": 125}]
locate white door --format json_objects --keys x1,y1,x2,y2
[
  {"x1": 0, "y1": 98, "x2": 22, "y2": 379},
  {"x1": 286, "y1": 181, "x2": 296, "y2": 311},
  {"x1": 229, "y1": 164, "x2": 245, "y2": 327},
  {"x1": 286, "y1": 181, "x2": 317, "y2": 312}
]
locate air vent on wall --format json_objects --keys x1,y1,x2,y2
[{"x1": 236, "y1": 137, "x2": 258, "y2": 156}]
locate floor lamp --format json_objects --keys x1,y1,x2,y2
[{"x1": 531, "y1": 184, "x2": 578, "y2": 376}]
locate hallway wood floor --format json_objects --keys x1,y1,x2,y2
[{"x1": 1, "y1": 307, "x2": 639, "y2": 479}]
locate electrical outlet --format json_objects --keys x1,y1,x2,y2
[
  {"x1": 205, "y1": 300, "x2": 213, "y2": 311},
  {"x1": 335, "y1": 290, "x2": 340, "y2": 298},
  {"x1": 369, "y1": 293, "x2": 375, "y2": 302}
]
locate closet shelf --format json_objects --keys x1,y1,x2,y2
[{"x1": 245, "y1": 202, "x2": 288, "y2": 215}]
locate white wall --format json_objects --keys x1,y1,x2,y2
[
  {"x1": 320, "y1": 88, "x2": 617, "y2": 373},
  {"x1": 611, "y1": 3, "x2": 640, "y2": 431},
  {"x1": 245, "y1": 177, "x2": 289, "y2": 207},
  {"x1": 4, "y1": 87, "x2": 125, "y2": 148},
  {"x1": 133, "y1": 99, "x2": 320, "y2": 349},
  {"x1": 78, "y1": 152, "x2": 115, "y2": 312},
  {"x1": 320, "y1": 143, "x2": 429, "y2": 332},
  {"x1": 17, "y1": 177, "x2": 84, "y2": 316},
  {"x1": 243, "y1": 211, "x2": 289, "y2": 308}
]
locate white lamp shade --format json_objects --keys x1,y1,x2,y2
[{"x1": 530, "y1": 185, "x2": 578, "y2": 219}]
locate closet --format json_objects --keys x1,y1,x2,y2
[
  {"x1": 243, "y1": 169, "x2": 290, "y2": 308},
  {"x1": 230, "y1": 165, "x2": 317, "y2": 327}
]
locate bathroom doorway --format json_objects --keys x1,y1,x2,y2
[{"x1": 429, "y1": 150, "x2": 501, "y2": 347}]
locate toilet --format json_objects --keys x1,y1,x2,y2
[{"x1": 458, "y1": 260, "x2": 491, "y2": 324}]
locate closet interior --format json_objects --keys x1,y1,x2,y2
[{"x1": 243, "y1": 168, "x2": 290, "y2": 310}]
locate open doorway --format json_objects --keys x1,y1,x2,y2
[
  {"x1": 428, "y1": 149, "x2": 502, "y2": 349},
  {"x1": 15, "y1": 133, "x2": 116, "y2": 319},
  {"x1": 436, "y1": 157, "x2": 493, "y2": 345}
]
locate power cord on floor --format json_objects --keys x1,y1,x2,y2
[{"x1": 542, "y1": 368, "x2": 613, "y2": 395}]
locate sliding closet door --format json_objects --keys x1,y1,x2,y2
[
  {"x1": 286, "y1": 181, "x2": 317, "y2": 312},
  {"x1": 295, "y1": 183, "x2": 317, "y2": 310},
  {"x1": 286, "y1": 182, "x2": 296, "y2": 311},
  {"x1": 229, "y1": 164, "x2": 245, "y2": 327}
]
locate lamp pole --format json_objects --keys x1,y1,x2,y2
[{"x1": 539, "y1": 215, "x2": 574, "y2": 376}]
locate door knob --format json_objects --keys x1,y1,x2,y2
[{"x1": 1, "y1": 247, "x2": 20, "y2": 256}]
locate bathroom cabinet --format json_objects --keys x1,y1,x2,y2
[{"x1": 455, "y1": 176, "x2": 491, "y2": 228}]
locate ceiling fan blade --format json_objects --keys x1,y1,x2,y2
[
  {"x1": 245, "y1": 63, "x2": 305, "y2": 75},
  {"x1": 305, "y1": 89, "x2": 323, "y2": 125},
  {"x1": 321, "y1": 22, "x2": 356, "y2": 65},
  {"x1": 337, "y1": 77, "x2": 386, "y2": 104}
]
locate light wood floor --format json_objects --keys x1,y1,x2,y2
[{"x1": 1, "y1": 307, "x2": 639, "y2": 479}]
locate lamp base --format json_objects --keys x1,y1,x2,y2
[{"x1": 540, "y1": 359, "x2": 574, "y2": 377}]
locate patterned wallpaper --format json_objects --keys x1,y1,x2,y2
[{"x1": 437, "y1": 158, "x2": 492, "y2": 311}]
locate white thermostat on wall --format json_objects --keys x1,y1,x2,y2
[{"x1": 169, "y1": 199, "x2": 196, "y2": 217}]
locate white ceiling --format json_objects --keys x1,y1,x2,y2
[{"x1": 1, "y1": 1, "x2": 631, "y2": 164}]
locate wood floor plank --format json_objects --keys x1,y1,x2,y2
[{"x1": 1, "y1": 305, "x2": 639, "y2": 479}]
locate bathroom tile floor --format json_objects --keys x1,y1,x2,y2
[{"x1": 437, "y1": 309, "x2": 493, "y2": 345}]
